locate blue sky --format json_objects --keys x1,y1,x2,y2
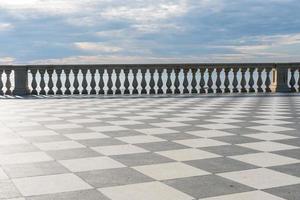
[{"x1": 0, "y1": 0, "x2": 300, "y2": 64}]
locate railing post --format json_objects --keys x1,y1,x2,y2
[
  {"x1": 271, "y1": 64, "x2": 290, "y2": 93},
  {"x1": 13, "y1": 66, "x2": 30, "y2": 96}
]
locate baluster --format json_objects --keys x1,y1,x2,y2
[
  {"x1": 4, "y1": 70, "x2": 12, "y2": 95},
  {"x1": 248, "y1": 67, "x2": 255, "y2": 92},
  {"x1": 81, "y1": 68, "x2": 88, "y2": 94},
  {"x1": 216, "y1": 68, "x2": 222, "y2": 93},
  {"x1": 157, "y1": 68, "x2": 164, "y2": 94},
  {"x1": 199, "y1": 68, "x2": 206, "y2": 93},
  {"x1": 149, "y1": 68, "x2": 156, "y2": 94},
  {"x1": 207, "y1": 68, "x2": 214, "y2": 93},
  {"x1": 232, "y1": 68, "x2": 239, "y2": 93},
  {"x1": 191, "y1": 68, "x2": 197, "y2": 93},
  {"x1": 224, "y1": 68, "x2": 230, "y2": 93},
  {"x1": 183, "y1": 68, "x2": 189, "y2": 94},
  {"x1": 39, "y1": 69, "x2": 46, "y2": 95},
  {"x1": 30, "y1": 69, "x2": 38, "y2": 95},
  {"x1": 265, "y1": 68, "x2": 272, "y2": 92},
  {"x1": 123, "y1": 69, "x2": 130, "y2": 94},
  {"x1": 98, "y1": 68, "x2": 105, "y2": 95},
  {"x1": 298, "y1": 68, "x2": 300, "y2": 92},
  {"x1": 47, "y1": 69, "x2": 54, "y2": 95},
  {"x1": 166, "y1": 68, "x2": 173, "y2": 94},
  {"x1": 174, "y1": 68, "x2": 180, "y2": 94},
  {"x1": 0, "y1": 70, "x2": 3, "y2": 95},
  {"x1": 73, "y1": 69, "x2": 80, "y2": 95},
  {"x1": 56, "y1": 69, "x2": 63, "y2": 95},
  {"x1": 107, "y1": 68, "x2": 113, "y2": 95},
  {"x1": 257, "y1": 68, "x2": 263, "y2": 93},
  {"x1": 290, "y1": 68, "x2": 296, "y2": 92},
  {"x1": 115, "y1": 68, "x2": 121, "y2": 94},
  {"x1": 240, "y1": 68, "x2": 247, "y2": 93},
  {"x1": 132, "y1": 68, "x2": 139, "y2": 94},
  {"x1": 64, "y1": 69, "x2": 71, "y2": 95},
  {"x1": 90, "y1": 69, "x2": 96, "y2": 95},
  {"x1": 141, "y1": 68, "x2": 147, "y2": 94}
]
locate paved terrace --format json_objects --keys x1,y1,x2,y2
[{"x1": 0, "y1": 95, "x2": 300, "y2": 200}]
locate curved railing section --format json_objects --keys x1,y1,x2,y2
[{"x1": 0, "y1": 63, "x2": 299, "y2": 96}]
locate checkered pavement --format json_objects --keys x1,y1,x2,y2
[{"x1": 0, "y1": 95, "x2": 300, "y2": 200}]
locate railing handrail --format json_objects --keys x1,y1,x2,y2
[{"x1": 0, "y1": 62, "x2": 300, "y2": 69}]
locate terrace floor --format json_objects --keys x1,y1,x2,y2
[{"x1": 0, "y1": 95, "x2": 300, "y2": 200}]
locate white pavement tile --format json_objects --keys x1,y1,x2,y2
[
  {"x1": 150, "y1": 122, "x2": 189, "y2": 128},
  {"x1": 59, "y1": 156, "x2": 125, "y2": 172},
  {"x1": 133, "y1": 162, "x2": 210, "y2": 180},
  {"x1": 99, "y1": 181, "x2": 194, "y2": 200},
  {"x1": 213, "y1": 114, "x2": 245, "y2": 119},
  {"x1": 218, "y1": 168, "x2": 300, "y2": 189},
  {"x1": 255, "y1": 115, "x2": 292, "y2": 120},
  {"x1": 238, "y1": 141, "x2": 299, "y2": 152},
  {"x1": 88, "y1": 114, "x2": 116, "y2": 119},
  {"x1": 205, "y1": 118, "x2": 243, "y2": 124},
  {"x1": 108, "y1": 121, "x2": 144, "y2": 125},
  {"x1": 0, "y1": 152, "x2": 53, "y2": 165},
  {"x1": 186, "y1": 130, "x2": 233, "y2": 138},
  {"x1": 230, "y1": 152, "x2": 300, "y2": 167},
  {"x1": 123, "y1": 116, "x2": 155, "y2": 120},
  {"x1": 13, "y1": 173, "x2": 92, "y2": 196},
  {"x1": 138, "y1": 112, "x2": 165, "y2": 116},
  {"x1": 34, "y1": 141, "x2": 85, "y2": 151},
  {"x1": 172, "y1": 113, "x2": 204, "y2": 118},
  {"x1": 5, "y1": 122, "x2": 40, "y2": 128},
  {"x1": 252, "y1": 120, "x2": 292, "y2": 125},
  {"x1": 248, "y1": 125, "x2": 295, "y2": 132},
  {"x1": 174, "y1": 138, "x2": 229, "y2": 148},
  {"x1": 17, "y1": 130, "x2": 59, "y2": 137},
  {"x1": 200, "y1": 190, "x2": 286, "y2": 200},
  {"x1": 135, "y1": 128, "x2": 178, "y2": 135},
  {"x1": 65, "y1": 132, "x2": 109, "y2": 140},
  {"x1": 89, "y1": 126, "x2": 128, "y2": 132},
  {"x1": 117, "y1": 135, "x2": 165, "y2": 144},
  {"x1": 30, "y1": 117, "x2": 62, "y2": 122},
  {"x1": 163, "y1": 117, "x2": 198, "y2": 122},
  {"x1": 92, "y1": 144, "x2": 148, "y2": 156},
  {"x1": 45, "y1": 124, "x2": 83, "y2": 130},
  {"x1": 157, "y1": 148, "x2": 221, "y2": 161},
  {"x1": 197, "y1": 124, "x2": 239, "y2": 130},
  {"x1": 0, "y1": 138, "x2": 28, "y2": 146},
  {"x1": 244, "y1": 133, "x2": 296, "y2": 141},
  {"x1": 67, "y1": 118, "x2": 102, "y2": 123}
]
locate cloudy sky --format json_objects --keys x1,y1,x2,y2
[{"x1": 0, "y1": 0, "x2": 300, "y2": 64}]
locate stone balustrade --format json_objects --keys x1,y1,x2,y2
[{"x1": 0, "y1": 63, "x2": 299, "y2": 96}]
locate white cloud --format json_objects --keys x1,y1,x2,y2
[
  {"x1": 215, "y1": 45, "x2": 271, "y2": 54},
  {"x1": 95, "y1": 30, "x2": 126, "y2": 37},
  {"x1": 0, "y1": 57, "x2": 15, "y2": 64},
  {"x1": 74, "y1": 42, "x2": 123, "y2": 53},
  {"x1": 0, "y1": 23, "x2": 14, "y2": 31},
  {"x1": 211, "y1": 33, "x2": 300, "y2": 57},
  {"x1": 251, "y1": 33, "x2": 300, "y2": 46},
  {"x1": 0, "y1": 0, "x2": 100, "y2": 18},
  {"x1": 132, "y1": 23, "x2": 183, "y2": 33},
  {"x1": 29, "y1": 55, "x2": 201, "y2": 64},
  {"x1": 100, "y1": 1, "x2": 188, "y2": 22}
]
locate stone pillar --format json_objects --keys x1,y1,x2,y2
[
  {"x1": 271, "y1": 64, "x2": 290, "y2": 93},
  {"x1": 13, "y1": 66, "x2": 30, "y2": 96}
]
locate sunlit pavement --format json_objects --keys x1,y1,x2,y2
[{"x1": 0, "y1": 95, "x2": 300, "y2": 200}]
